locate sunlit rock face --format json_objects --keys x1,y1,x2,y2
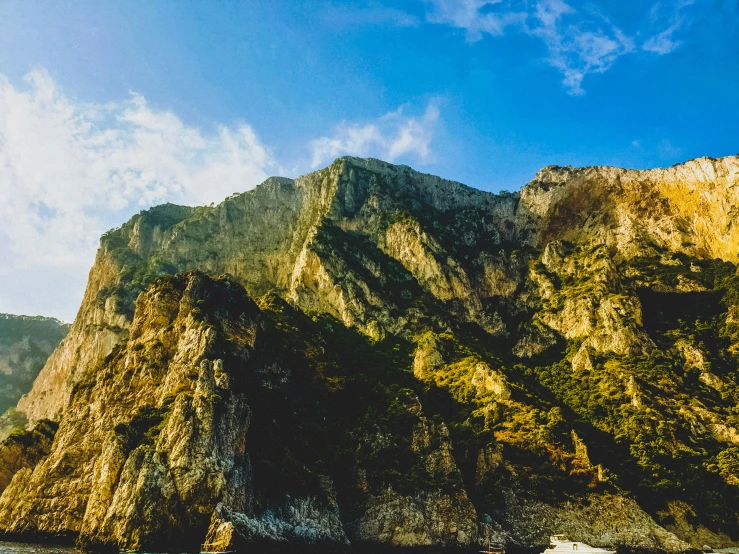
[
  {"x1": 4, "y1": 156, "x2": 739, "y2": 551},
  {"x1": 1, "y1": 273, "x2": 257, "y2": 550},
  {"x1": 523, "y1": 157, "x2": 739, "y2": 260}
]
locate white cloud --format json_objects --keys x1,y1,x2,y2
[
  {"x1": 529, "y1": 3, "x2": 634, "y2": 95},
  {"x1": 425, "y1": 0, "x2": 637, "y2": 95},
  {"x1": 426, "y1": 0, "x2": 527, "y2": 39},
  {"x1": 309, "y1": 102, "x2": 440, "y2": 168},
  {"x1": 324, "y1": 5, "x2": 420, "y2": 27},
  {"x1": 0, "y1": 69, "x2": 443, "y2": 320},
  {"x1": 658, "y1": 138, "x2": 682, "y2": 161},
  {"x1": 0, "y1": 69, "x2": 276, "y2": 318},
  {"x1": 642, "y1": 22, "x2": 682, "y2": 54},
  {"x1": 641, "y1": 1, "x2": 694, "y2": 55}
]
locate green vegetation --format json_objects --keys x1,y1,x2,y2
[
  {"x1": 0, "y1": 407, "x2": 28, "y2": 436},
  {"x1": 258, "y1": 242, "x2": 739, "y2": 537},
  {"x1": 37, "y1": 163, "x2": 739, "y2": 546},
  {"x1": 506, "y1": 252, "x2": 739, "y2": 535},
  {"x1": 5, "y1": 419, "x2": 58, "y2": 448},
  {"x1": 114, "y1": 406, "x2": 169, "y2": 452},
  {"x1": 98, "y1": 236, "x2": 739, "y2": 541},
  {"x1": 97, "y1": 204, "x2": 193, "y2": 317}
]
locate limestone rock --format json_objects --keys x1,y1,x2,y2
[
  {"x1": 571, "y1": 345, "x2": 594, "y2": 372},
  {"x1": 0, "y1": 420, "x2": 57, "y2": 496},
  {"x1": 6, "y1": 155, "x2": 739, "y2": 550},
  {"x1": 492, "y1": 491, "x2": 690, "y2": 552},
  {"x1": 353, "y1": 404, "x2": 478, "y2": 548},
  {"x1": 0, "y1": 273, "x2": 257, "y2": 551},
  {"x1": 471, "y1": 363, "x2": 510, "y2": 400},
  {"x1": 205, "y1": 498, "x2": 349, "y2": 551}
]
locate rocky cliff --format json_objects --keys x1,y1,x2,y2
[{"x1": 3, "y1": 156, "x2": 739, "y2": 552}]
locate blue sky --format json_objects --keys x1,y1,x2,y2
[{"x1": 0, "y1": 0, "x2": 738, "y2": 320}]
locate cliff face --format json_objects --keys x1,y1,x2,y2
[
  {"x1": 523, "y1": 157, "x2": 739, "y2": 260},
  {"x1": 3, "y1": 155, "x2": 739, "y2": 552},
  {"x1": 2, "y1": 274, "x2": 257, "y2": 549},
  {"x1": 19, "y1": 159, "x2": 527, "y2": 421}
]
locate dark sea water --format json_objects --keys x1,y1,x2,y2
[
  {"x1": 0, "y1": 544, "x2": 193, "y2": 554},
  {"x1": 0, "y1": 541, "x2": 192, "y2": 554},
  {"x1": 0, "y1": 544, "x2": 190, "y2": 554},
  {"x1": 0, "y1": 544, "x2": 191, "y2": 554},
  {"x1": 0, "y1": 545, "x2": 78, "y2": 554},
  {"x1": 2, "y1": 543, "x2": 739, "y2": 554}
]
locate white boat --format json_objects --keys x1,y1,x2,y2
[{"x1": 542, "y1": 535, "x2": 616, "y2": 554}]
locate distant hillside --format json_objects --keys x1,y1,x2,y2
[{"x1": 0, "y1": 314, "x2": 69, "y2": 426}]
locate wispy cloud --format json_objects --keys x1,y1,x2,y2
[
  {"x1": 425, "y1": 0, "x2": 527, "y2": 39},
  {"x1": 0, "y1": 69, "x2": 276, "y2": 274},
  {"x1": 642, "y1": 1, "x2": 694, "y2": 55},
  {"x1": 423, "y1": 0, "x2": 697, "y2": 94},
  {"x1": 527, "y1": 1, "x2": 634, "y2": 94},
  {"x1": 0, "y1": 69, "x2": 443, "y2": 319},
  {"x1": 321, "y1": 1, "x2": 703, "y2": 94},
  {"x1": 323, "y1": 5, "x2": 420, "y2": 27},
  {"x1": 658, "y1": 138, "x2": 682, "y2": 161},
  {"x1": 309, "y1": 102, "x2": 440, "y2": 168},
  {"x1": 642, "y1": 22, "x2": 682, "y2": 55}
]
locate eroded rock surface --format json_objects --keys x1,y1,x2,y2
[{"x1": 5, "y1": 156, "x2": 739, "y2": 551}]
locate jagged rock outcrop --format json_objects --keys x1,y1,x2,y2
[
  {"x1": 205, "y1": 498, "x2": 349, "y2": 552},
  {"x1": 19, "y1": 160, "x2": 529, "y2": 422},
  {"x1": 5, "y1": 155, "x2": 739, "y2": 551},
  {"x1": 1, "y1": 273, "x2": 257, "y2": 550},
  {"x1": 350, "y1": 393, "x2": 478, "y2": 547},
  {"x1": 522, "y1": 156, "x2": 739, "y2": 260},
  {"x1": 487, "y1": 491, "x2": 690, "y2": 552},
  {"x1": 0, "y1": 420, "x2": 57, "y2": 495}
]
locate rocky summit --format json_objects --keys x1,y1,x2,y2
[{"x1": 2, "y1": 156, "x2": 739, "y2": 552}]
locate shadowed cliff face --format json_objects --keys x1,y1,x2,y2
[
  {"x1": 0, "y1": 272, "x2": 480, "y2": 551},
  {"x1": 4, "y1": 156, "x2": 739, "y2": 551}
]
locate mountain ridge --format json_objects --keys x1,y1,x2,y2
[
  {"x1": 19, "y1": 154, "x2": 739, "y2": 423},
  {"x1": 3, "y1": 154, "x2": 739, "y2": 552}
]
